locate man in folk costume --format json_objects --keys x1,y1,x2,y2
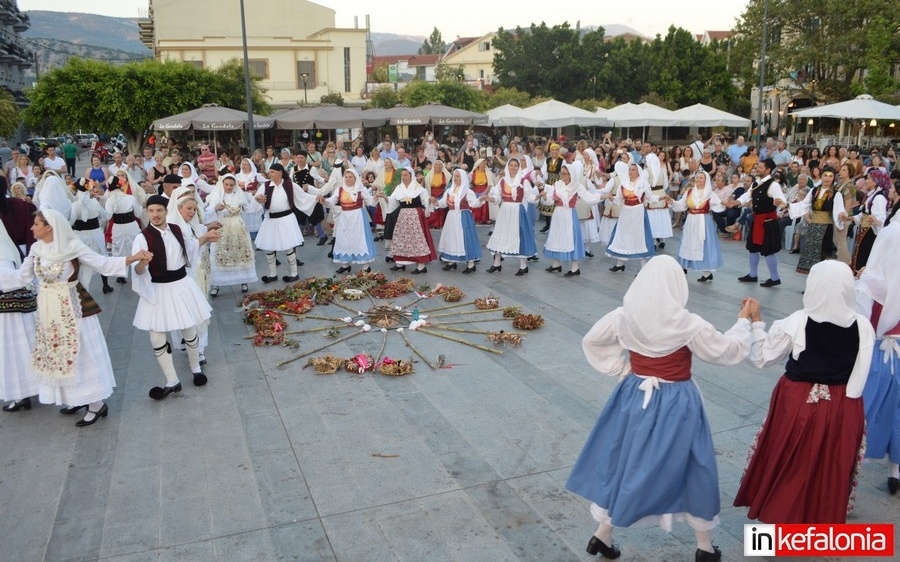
[
  {"x1": 643, "y1": 143, "x2": 672, "y2": 249},
  {"x1": 131, "y1": 195, "x2": 217, "y2": 400},
  {"x1": 291, "y1": 150, "x2": 328, "y2": 245},
  {"x1": 253, "y1": 163, "x2": 318, "y2": 283},
  {"x1": 737, "y1": 159, "x2": 787, "y2": 288}
]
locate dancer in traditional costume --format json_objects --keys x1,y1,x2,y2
[
  {"x1": 644, "y1": 146, "x2": 672, "y2": 249},
  {"x1": 0, "y1": 222, "x2": 38, "y2": 412},
  {"x1": 606, "y1": 161, "x2": 656, "y2": 272},
  {"x1": 104, "y1": 175, "x2": 142, "y2": 284},
  {"x1": 789, "y1": 166, "x2": 847, "y2": 275},
  {"x1": 737, "y1": 159, "x2": 786, "y2": 288},
  {"x1": 851, "y1": 169, "x2": 890, "y2": 274},
  {"x1": 235, "y1": 158, "x2": 266, "y2": 236},
  {"x1": 253, "y1": 163, "x2": 318, "y2": 283},
  {"x1": 0, "y1": 209, "x2": 150, "y2": 425},
  {"x1": 566, "y1": 255, "x2": 759, "y2": 562},
  {"x1": 485, "y1": 159, "x2": 538, "y2": 276},
  {"x1": 207, "y1": 173, "x2": 258, "y2": 295},
  {"x1": 541, "y1": 163, "x2": 602, "y2": 276},
  {"x1": 538, "y1": 144, "x2": 565, "y2": 233},
  {"x1": 383, "y1": 166, "x2": 436, "y2": 274},
  {"x1": 669, "y1": 171, "x2": 725, "y2": 282},
  {"x1": 735, "y1": 261, "x2": 873, "y2": 522},
  {"x1": 857, "y1": 218, "x2": 900, "y2": 495},
  {"x1": 374, "y1": 158, "x2": 401, "y2": 249},
  {"x1": 131, "y1": 195, "x2": 216, "y2": 400},
  {"x1": 321, "y1": 169, "x2": 376, "y2": 274},
  {"x1": 597, "y1": 173, "x2": 621, "y2": 247},
  {"x1": 434, "y1": 169, "x2": 484, "y2": 273},
  {"x1": 424, "y1": 160, "x2": 450, "y2": 230},
  {"x1": 70, "y1": 178, "x2": 113, "y2": 294},
  {"x1": 469, "y1": 158, "x2": 495, "y2": 225}
]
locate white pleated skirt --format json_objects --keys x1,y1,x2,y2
[{"x1": 133, "y1": 277, "x2": 213, "y2": 332}]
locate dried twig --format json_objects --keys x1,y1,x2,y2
[
  {"x1": 416, "y1": 328, "x2": 504, "y2": 355},
  {"x1": 277, "y1": 330, "x2": 365, "y2": 368},
  {"x1": 399, "y1": 330, "x2": 436, "y2": 370},
  {"x1": 419, "y1": 300, "x2": 476, "y2": 314},
  {"x1": 428, "y1": 308, "x2": 509, "y2": 318}
]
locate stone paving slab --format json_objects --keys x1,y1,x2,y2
[{"x1": 1, "y1": 210, "x2": 898, "y2": 562}]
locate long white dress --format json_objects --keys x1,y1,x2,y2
[
  {"x1": 0, "y1": 253, "x2": 125, "y2": 405},
  {"x1": 105, "y1": 190, "x2": 141, "y2": 273},
  {"x1": 254, "y1": 181, "x2": 319, "y2": 252},
  {"x1": 0, "y1": 259, "x2": 38, "y2": 402},
  {"x1": 325, "y1": 184, "x2": 376, "y2": 265},
  {"x1": 70, "y1": 190, "x2": 109, "y2": 288},
  {"x1": 235, "y1": 160, "x2": 266, "y2": 234},
  {"x1": 208, "y1": 189, "x2": 259, "y2": 286}
]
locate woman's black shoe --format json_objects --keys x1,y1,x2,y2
[
  {"x1": 609, "y1": 265, "x2": 625, "y2": 272},
  {"x1": 336, "y1": 265, "x2": 351, "y2": 274},
  {"x1": 317, "y1": 237, "x2": 328, "y2": 246},
  {"x1": 115, "y1": 277, "x2": 127, "y2": 284},
  {"x1": 3, "y1": 397, "x2": 32, "y2": 412},
  {"x1": 515, "y1": 266, "x2": 528, "y2": 276},
  {"x1": 462, "y1": 266, "x2": 476, "y2": 274},
  {"x1": 373, "y1": 235, "x2": 384, "y2": 242},
  {"x1": 442, "y1": 262, "x2": 457, "y2": 271},
  {"x1": 76, "y1": 403, "x2": 108, "y2": 427},
  {"x1": 695, "y1": 546, "x2": 721, "y2": 562},
  {"x1": 586, "y1": 536, "x2": 621, "y2": 559},
  {"x1": 102, "y1": 285, "x2": 114, "y2": 294},
  {"x1": 486, "y1": 265, "x2": 501, "y2": 273},
  {"x1": 546, "y1": 265, "x2": 562, "y2": 273},
  {"x1": 261, "y1": 276, "x2": 278, "y2": 283},
  {"x1": 698, "y1": 274, "x2": 713, "y2": 282},
  {"x1": 539, "y1": 226, "x2": 550, "y2": 233},
  {"x1": 60, "y1": 404, "x2": 87, "y2": 415},
  {"x1": 411, "y1": 267, "x2": 427, "y2": 274},
  {"x1": 564, "y1": 269, "x2": 581, "y2": 277},
  {"x1": 527, "y1": 255, "x2": 539, "y2": 262},
  {"x1": 385, "y1": 256, "x2": 395, "y2": 263},
  {"x1": 390, "y1": 265, "x2": 406, "y2": 271},
  {"x1": 584, "y1": 251, "x2": 594, "y2": 258},
  {"x1": 889, "y1": 477, "x2": 899, "y2": 495}
]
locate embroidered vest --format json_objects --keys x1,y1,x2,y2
[{"x1": 143, "y1": 224, "x2": 189, "y2": 283}]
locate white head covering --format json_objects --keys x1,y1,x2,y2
[
  {"x1": 206, "y1": 173, "x2": 239, "y2": 209},
  {"x1": 503, "y1": 159, "x2": 524, "y2": 187},
  {"x1": 615, "y1": 255, "x2": 708, "y2": 356},
  {"x1": 690, "y1": 171, "x2": 713, "y2": 205},
  {"x1": 180, "y1": 162, "x2": 200, "y2": 184},
  {"x1": 167, "y1": 186, "x2": 201, "y2": 237},
  {"x1": 451, "y1": 168, "x2": 469, "y2": 191},
  {"x1": 36, "y1": 175, "x2": 73, "y2": 219},
  {"x1": 0, "y1": 220, "x2": 22, "y2": 267},
  {"x1": 31, "y1": 208, "x2": 92, "y2": 264},
  {"x1": 857, "y1": 222, "x2": 900, "y2": 336}
]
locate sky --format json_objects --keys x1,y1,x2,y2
[{"x1": 18, "y1": 0, "x2": 751, "y2": 39}]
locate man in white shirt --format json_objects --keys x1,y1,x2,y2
[
  {"x1": 770, "y1": 139, "x2": 792, "y2": 170},
  {"x1": 42, "y1": 145, "x2": 67, "y2": 175},
  {"x1": 108, "y1": 152, "x2": 126, "y2": 177},
  {"x1": 736, "y1": 158, "x2": 787, "y2": 287}
]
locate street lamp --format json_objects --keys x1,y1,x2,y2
[
  {"x1": 239, "y1": 0, "x2": 255, "y2": 152},
  {"x1": 300, "y1": 72, "x2": 310, "y2": 104}
]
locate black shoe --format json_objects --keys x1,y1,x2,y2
[
  {"x1": 515, "y1": 266, "x2": 528, "y2": 276},
  {"x1": 193, "y1": 371, "x2": 208, "y2": 386},
  {"x1": 336, "y1": 265, "x2": 351, "y2": 274},
  {"x1": 149, "y1": 383, "x2": 182, "y2": 400},
  {"x1": 698, "y1": 274, "x2": 713, "y2": 282},
  {"x1": 373, "y1": 235, "x2": 384, "y2": 242},
  {"x1": 390, "y1": 265, "x2": 406, "y2": 272},
  {"x1": 3, "y1": 397, "x2": 32, "y2": 412},
  {"x1": 683, "y1": 268, "x2": 688, "y2": 274},
  {"x1": 76, "y1": 403, "x2": 108, "y2": 427},
  {"x1": 327, "y1": 251, "x2": 334, "y2": 258},
  {"x1": 102, "y1": 285, "x2": 114, "y2": 294},
  {"x1": 584, "y1": 251, "x2": 594, "y2": 258},
  {"x1": 282, "y1": 275, "x2": 300, "y2": 282},
  {"x1": 385, "y1": 256, "x2": 395, "y2": 263},
  {"x1": 586, "y1": 536, "x2": 621, "y2": 559},
  {"x1": 760, "y1": 278, "x2": 781, "y2": 288},
  {"x1": 738, "y1": 274, "x2": 758, "y2": 282},
  {"x1": 241, "y1": 283, "x2": 249, "y2": 293},
  {"x1": 527, "y1": 255, "x2": 539, "y2": 262},
  {"x1": 546, "y1": 265, "x2": 562, "y2": 272},
  {"x1": 60, "y1": 404, "x2": 87, "y2": 415},
  {"x1": 658, "y1": 241, "x2": 665, "y2": 249},
  {"x1": 888, "y1": 477, "x2": 899, "y2": 495},
  {"x1": 210, "y1": 286, "x2": 219, "y2": 298},
  {"x1": 115, "y1": 277, "x2": 127, "y2": 284},
  {"x1": 564, "y1": 269, "x2": 581, "y2": 277},
  {"x1": 442, "y1": 262, "x2": 457, "y2": 271},
  {"x1": 486, "y1": 265, "x2": 501, "y2": 273},
  {"x1": 609, "y1": 265, "x2": 625, "y2": 272},
  {"x1": 539, "y1": 226, "x2": 550, "y2": 233},
  {"x1": 261, "y1": 276, "x2": 278, "y2": 284},
  {"x1": 411, "y1": 267, "x2": 427, "y2": 275},
  {"x1": 317, "y1": 237, "x2": 328, "y2": 246},
  {"x1": 695, "y1": 546, "x2": 721, "y2": 562},
  {"x1": 789, "y1": 249, "x2": 800, "y2": 254},
  {"x1": 462, "y1": 266, "x2": 476, "y2": 274}
]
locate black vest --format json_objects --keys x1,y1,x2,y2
[
  {"x1": 143, "y1": 224, "x2": 189, "y2": 283},
  {"x1": 751, "y1": 177, "x2": 776, "y2": 214},
  {"x1": 785, "y1": 319, "x2": 859, "y2": 386}
]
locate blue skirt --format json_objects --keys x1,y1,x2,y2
[
  {"x1": 333, "y1": 208, "x2": 376, "y2": 263},
  {"x1": 605, "y1": 213, "x2": 656, "y2": 260},
  {"x1": 678, "y1": 215, "x2": 725, "y2": 271},
  {"x1": 525, "y1": 202, "x2": 537, "y2": 226},
  {"x1": 544, "y1": 208, "x2": 585, "y2": 262},
  {"x1": 863, "y1": 342, "x2": 900, "y2": 463},
  {"x1": 566, "y1": 374, "x2": 720, "y2": 527},
  {"x1": 517, "y1": 205, "x2": 537, "y2": 257},
  {"x1": 440, "y1": 210, "x2": 483, "y2": 262}
]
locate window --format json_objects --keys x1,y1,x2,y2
[
  {"x1": 416, "y1": 66, "x2": 426, "y2": 81},
  {"x1": 247, "y1": 59, "x2": 269, "y2": 79},
  {"x1": 478, "y1": 41, "x2": 491, "y2": 52},
  {"x1": 187, "y1": 60, "x2": 203, "y2": 69},
  {"x1": 478, "y1": 69, "x2": 484, "y2": 79},
  {"x1": 343, "y1": 47, "x2": 351, "y2": 93},
  {"x1": 297, "y1": 61, "x2": 316, "y2": 88}
]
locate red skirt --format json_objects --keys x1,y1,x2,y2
[
  {"x1": 390, "y1": 208, "x2": 437, "y2": 263},
  {"x1": 471, "y1": 184, "x2": 490, "y2": 223},
  {"x1": 426, "y1": 207, "x2": 446, "y2": 229},
  {"x1": 733, "y1": 377, "x2": 865, "y2": 523}
]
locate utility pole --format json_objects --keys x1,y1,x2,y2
[{"x1": 756, "y1": 0, "x2": 768, "y2": 143}]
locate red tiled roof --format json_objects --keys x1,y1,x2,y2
[
  {"x1": 372, "y1": 55, "x2": 409, "y2": 66},
  {"x1": 706, "y1": 30, "x2": 733, "y2": 41},
  {"x1": 407, "y1": 54, "x2": 440, "y2": 67}
]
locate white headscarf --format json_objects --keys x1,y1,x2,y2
[
  {"x1": 339, "y1": 168, "x2": 365, "y2": 201},
  {"x1": 857, "y1": 222, "x2": 900, "y2": 336},
  {"x1": 689, "y1": 171, "x2": 713, "y2": 206},
  {"x1": 447, "y1": 168, "x2": 471, "y2": 209},
  {"x1": 206, "y1": 173, "x2": 241, "y2": 209},
  {"x1": 0, "y1": 220, "x2": 21, "y2": 267},
  {"x1": 503, "y1": 159, "x2": 524, "y2": 188},
  {"x1": 615, "y1": 255, "x2": 709, "y2": 357},
  {"x1": 36, "y1": 175, "x2": 73, "y2": 219},
  {"x1": 167, "y1": 186, "x2": 202, "y2": 237},
  {"x1": 30, "y1": 208, "x2": 93, "y2": 264},
  {"x1": 180, "y1": 162, "x2": 200, "y2": 185}
]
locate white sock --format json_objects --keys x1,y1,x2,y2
[
  {"x1": 890, "y1": 462, "x2": 899, "y2": 479},
  {"x1": 266, "y1": 252, "x2": 277, "y2": 276},
  {"x1": 695, "y1": 529, "x2": 714, "y2": 553},
  {"x1": 518, "y1": 258, "x2": 527, "y2": 269},
  {"x1": 151, "y1": 331, "x2": 179, "y2": 385},
  {"x1": 182, "y1": 326, "x2": 202, "y2": 373},
  {"x1": 286, "y1": 250, "x2": 298, "y2": 276},
  {"x1": 594, "y1": 523, "x2": 613, "y2": 545},
  {"x1": 493, "y1": 253, "x2": 501, "y2": 266}
]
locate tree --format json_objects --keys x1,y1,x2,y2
[
  {"x1": 24, "y1": 58, "x2": 270, "y2": 153},
  {"x1": 862, "y1": 15, "x2": 899, "y2": 98},
  {"x1": 484, "y1": 86, "x2": 532, "y2": 109},
  {"x1": 419, "y1": 27, "x2": 446, "y2": 55},
  {"x1": 644, "y1": 27, "x2": 735, "y2": 108},
  {"x1": 435, "y1": 63, "x2": 465, "y2": 83},
  {"x1": 0, "y1": 90, "x2": 20, "y2": 138},
  {"x1": 211, "y1": 58, "x2": 272, "y2": 116},
  {"x1": 369, "y1": 63, "x2": 389, "y2": 84},
  {"x1": 320, "y1": 92, "x2": 345, "y2": 106},
  {"x1": 399, "y1": 81, "x2": 486, "y2": 112},
  {"x1": 368, "y1": 85, "x2": 400, "y2": 109}
]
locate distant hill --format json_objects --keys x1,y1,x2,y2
[{"x1": 24, "y1": 11, "x2": 151, "y2": 54}]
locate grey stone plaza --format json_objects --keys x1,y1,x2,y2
[{"x1": 1, "y1": 213, "x2": 897, "y2": 561}]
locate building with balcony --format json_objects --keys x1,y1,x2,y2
[
  {"x1": 139, "y1": 0, "x2": 367, "y2": 108},
  {"x1": 0, "y1": 0, "x2": 35, "y2": 103},
  {"x1": 441, "y1": 32, "x2": 496, "y2": 87}
]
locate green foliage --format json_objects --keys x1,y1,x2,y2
[
  {"x1": 435, "y1": 63, "x2": 465, "y2": 83},
  {"x1": 863, "y1": 15, "x2": 899, "y2": 97},
  {"x1": 484, "y1": 86, "x2": 532, "y2": 109},
  {"x1": 638, "y1": 92, "x2": 678, "y2": 111},
  {"x1": 369, "y1": 63, "x2": 389, "y2": 84},
  {"x1": 368, "y1": 85, "x2": 401, "y2": 109},
  {"x1": 400, "y1": 81, "x2": 486, "y2": 112},
  {"x1": 24, "y1": 58, "x2": 272, "y2": 152},
  {"x1": 320, "y1": 92, "x2": 345, "y2": 106},
  {"x1": 0, "y1": 90, "x2": 20, "y2": 138},
  {"x1": 571, "y1": 99, "x2": 606, "y2": 112},
  {"x1": 211, "y1": 58, "x2": 272, "y2": 116},
  {"x1": 419, "y1": 27, "x2": 446, "y2": 55}
]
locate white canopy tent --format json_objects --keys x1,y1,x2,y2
[
  {"x1": 604, "y1": 102, "x2": 679, "y2": 127},
  {"x1": 486, "y1": 104, "x2": 525, "y2": 127},
  {"x1": 670, "y1": 103, "x2": 751, "y2": 127},
  {"x1": 790, "y1": 94, "x2": 900, "y2": 120},
  {"x1": 516, "y1": 99, "x2": 609, "y2": 128}
]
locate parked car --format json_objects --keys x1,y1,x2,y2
[{"x1": 76, "y1": 134, "x2": 98, "y2": 148}]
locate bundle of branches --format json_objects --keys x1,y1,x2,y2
[
  {"x1": 305, "y1": 354, "x2": 344, "y2": 374},
  {"x1": 294, "y1": 277, "x2": 342, "y2": 305},
  {"x1": 435, "y1": 285, "x2": 464, "y2": 302},
  {"x1": 345, "y1": 354, "x2": 376, "y2": 374},
  {"x1": 245, "y1": 309, "x2": 288, "y2": 346},
  {"x1": 502, "y1": 306, "x2": 522, "y2": 318},
  {"x1": 487, "y1": 331, "x2": 524, "y2": 347},
  {"x1": 379, "y1": 357, "x2": 414, "y2": 376},
  {"x1": 474, "y1": 295, "x2": 500, "y2": 310},
  {"x1": 341, "y1": 270, "x2": 387, "y2": 292},
  {"x1": 512, "y1": 314, "x2": 545, "y2": 330},
  {"x1": 369, "y1": 281, "x2": 414, "y2": 299},
  {"x1": 365, "y1": 304, "x2": 406, "y2": 328}
]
